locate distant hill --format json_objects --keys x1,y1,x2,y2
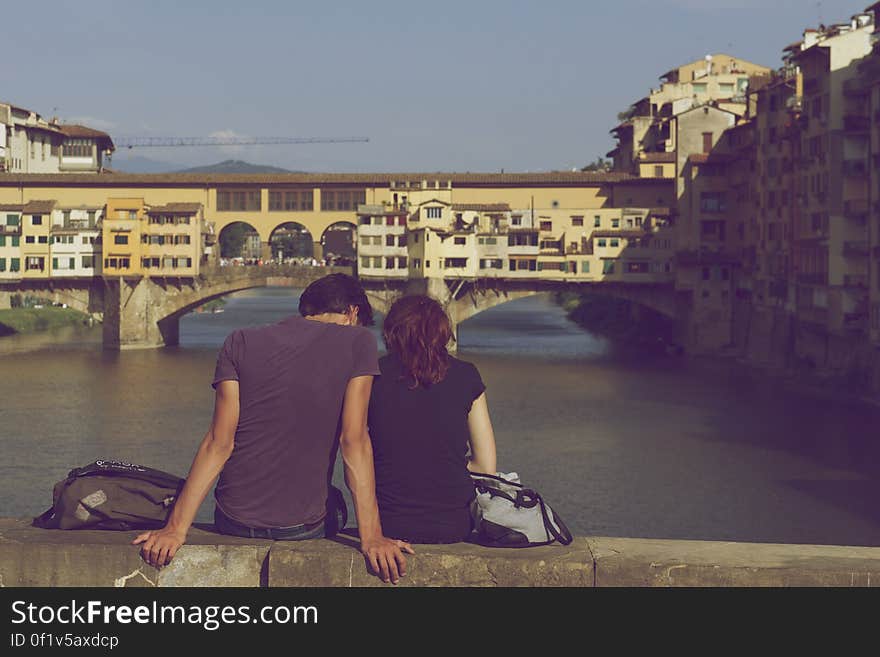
[
  {"x1": 175, "y1": 160, "x2": 300, "y2": 174},
  {"x1": 111, "y1": 155, "x2": 186, "y2": 174}
]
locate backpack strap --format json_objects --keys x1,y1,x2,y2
[
  {"x1": 32, "y1": 505, "x2": 57, "y2": 529},
  {"x1": 536, "y1": 494, "x2": 573, "y2": 545}
]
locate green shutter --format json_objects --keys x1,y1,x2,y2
[
  {"x1": 6, "y1": 214, "x2": 19, "y2": 226},
  {"x1": 69, "y1": 257, "x2": 75, "y2": 269},
  {"x1": 11, "y1": 258, "x2": 20, "y2": 272},
  {"x1": 582, "y1": 261, "x2": 590, "y2": 273},
  {"x1": 52, "y1": 257, "x2": 58, "y2": 269},
  {"x1": 0, "y1": 258, "x2": 5, "y2": 271},
  {"x1": 11, "y1": 236, "x2": 19, "y2": 247},
  {"x1": 0, "y1": 236, "x2": 5, "y2": 247}
]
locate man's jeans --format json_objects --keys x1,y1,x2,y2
[{"x1": 213, "y1": 486, "x2": 348, "y2": 540}]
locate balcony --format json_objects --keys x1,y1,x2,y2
[
  {"x1": 843, "y1": 241, "x2": 869, "y2": 257},
  {"x1": 843, "y1": 274, "x2": 868, "y2": 288},
  {"x1": 843, "y1": 114, "x2": 870, "y2": 133},
  {"x1": 0, "y1": 224, "x2": 21, "y2": 235},
  {"x1": 842, "y1": 159, "x2": 868, "y2": 177}
]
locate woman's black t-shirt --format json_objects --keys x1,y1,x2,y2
[{"x1": 367, "y1": 352, "x2": 486, "y2": 543}]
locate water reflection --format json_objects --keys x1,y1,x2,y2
[{"x1": 0, "y1": 287, "x2": 878, "y2": 546}]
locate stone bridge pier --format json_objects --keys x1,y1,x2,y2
[
  {"x1": 363, "y1": 277, "x2": 538, "y2": 352},
  {"x1": 102, "y1": 266, "x2": 350, "y2": 350}
]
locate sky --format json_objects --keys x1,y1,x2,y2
[{"x1": 2, "y1": 0, "x2": 870, "y2": 172}]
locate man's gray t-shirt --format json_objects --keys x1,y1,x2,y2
[{"x1": 211, "y1": 315, "x2": 380, "y2": 528}]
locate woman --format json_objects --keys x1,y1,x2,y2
[{"x1": 368, "y1": 294, "x2": 497, "y2": 544}]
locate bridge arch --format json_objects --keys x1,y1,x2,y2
[
  {"x1": 269, "y1": 222, "x2": 316, "y2": 263},
  {"x1": 320, "y1": 221, "x2": 357, "y2": 267},
  {"x1": 217, "y1": 221, "x2": 262, "y2": 261}
]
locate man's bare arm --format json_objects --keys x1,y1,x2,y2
[
  {"x1": 132, "y1": 379, "x2": 240, "y2": 567},
  {"x1": 339, "y1": 375, "x2": 414, "y2": 584}
]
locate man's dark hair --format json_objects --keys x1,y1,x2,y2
[{"x1": 298, "y1": 273, "x2": 374, "y2": 326}]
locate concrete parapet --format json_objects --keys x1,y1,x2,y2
[{"x1": 2, "y1": 519, "x2": 880, "y2": 587}]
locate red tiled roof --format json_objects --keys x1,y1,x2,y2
[
  {"x1": 58, "y1": 124, "x2": 114, "y2": 149},
  {"x1": 0, "y1": 203, "x2": 23, "y2": 211},
  {"x1": 147, "y1": 202, "x2": 202, "y2": 214},
  {"x1": 21, "y1": 200, "x2": 57, "y2": 213},
  {"x1": 640, "y1": 152, "x2": 676, "y2": 163},
  {"x1": 451, "y1": 203, "x2": 511, "y2": 212},
  {"x1": 0, "y1": 171, "x2": 643, "y2": 187}
]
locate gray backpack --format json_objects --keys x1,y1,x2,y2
[
  {"x1": 470, "y1": 471, "x2": 573, "y2": 547},
  {"x1": 33, "y1": 460, "x2": 185, "y2": 530}
]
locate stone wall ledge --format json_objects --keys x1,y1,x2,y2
[{"x1": 1, "y1": 519, "x2": 879, "y2": 587}]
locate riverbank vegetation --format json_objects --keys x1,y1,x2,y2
[{"x1": 0, "y1": 307, "x2": 93, "y2": 336}]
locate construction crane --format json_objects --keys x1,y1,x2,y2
[{"x1": 114, "y1": 136, "x2": 369, "y2": 149}]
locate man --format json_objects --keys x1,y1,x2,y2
[{"x1": 133, "y1": 274, "x2": 414, "y2": 584}]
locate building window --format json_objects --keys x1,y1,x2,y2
[
  {"x1": 269, "y1": 190, "x2": 313, "y2": 211},
  {"x1": 82, "y1": 256, "x2": 95, "y2": 269},
  {"x1": 114, "y1": 234, "x2": 129, "y2": 245},
  {"x1": 320, "y1": 189, "x2": 366, "y2": 212},
  {"x1": 6, "y1": 214, "x2": 19, "y2": 226},
  {"x1": 426, "y1": 207, "x2": 442, "y2": 219},
  {"x1": 597, "y1": 239, "x2": 606, "y2": 247},
  {"x1": 602, "y1": 260, "x2": 615, "y2": 275},
  {"x1": 540, "y1": 221, "x2": 552, "y2": 231},
  {"x1": 62, "y1": 139, "x2": 93, "y2": 158},
  {"x1": 610, "y1": 239, "x2": 619, "y2": 247},
  {"x1": 37, "y1": 236, "x2": 48, "y2": 244},
  {"x1": 454, "y1": 236, "x2": 466, "y2": 245},
  {"x1": 571, "y1": 216, "x2": 583, "y2": 226},
  {"x1": 31, "y1": 215, "x2": 43, "y2": 226},
  {"x1": 511, "y1": 215, "x2": 522, "y2": 226},
  {"x1": 700, "y1": 192, "x2": 726, "y2": 213},
  {"x1": 582, "y1": 261, "x2": 590, "y2": 273},
  {"x1": 398, "y1": 235, "x2": 407, "y2": 247},
  {"x1": 397, "y1": 257, "x2": 407, "y2": 268},
  {"x1": 702, "y1": 132, "x2": 713, "y2": 154},
  {"x1": 10, "y1": 258, "x2": 20, "y2": 272},
  {"x1": 654, "y1": 165, "x2": 663, "y2": 177},
  {"x1": 0, "y1": 258, "x2": 5, "y2": 271},
  {"x1": 594, "y1": 216, "x2": 600, "y2": 227},
  {"x1": 444, "y1": 258, "x2": 468, "y2": 268},
  {"x1": 25, "y1": 236, "x2": 35, "y2": 244},
  {"x1": 11, "y1": 236, "x2": 19, "y2": 247},
  {"x1": 611, "y1": 218, "x2": 619, "y2": 228},
  {"x1": 217, "y1": 189, "x2": 262, "y2": 212},
  {"x1": 360, "y1": 257, "x2": 371, "y2": 268},
  {"x1": 128, "y1": 211, "x2": 137, "y2": 220}
]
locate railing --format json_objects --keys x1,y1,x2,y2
[{"x1": 0, "y1": 225, "x2": 21, "y2": 234}]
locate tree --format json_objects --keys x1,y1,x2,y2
[
  {"x1": 581, "y1": 157, "x2": 611, "y2": 172},
  {"x1": 219, "y1": 222, "x2": 252, "y2": 258}
]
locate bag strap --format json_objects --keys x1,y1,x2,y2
[
  {"x1": 536, "y1": 495, "x2": 573, "y2": 545},
  {"x1": 32, "y1": 505, "x2": 57, "y2": 529}
]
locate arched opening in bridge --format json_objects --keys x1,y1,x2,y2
[
  {"x1": 269, "y1": 223, "x2": 314, "y2": 264},
  {"x1": 560, "y1": 292, "x2": 680, "y2": 352},
  {"x1": 218, "y1": 222, "x2": 261, "y2": 263},
  {"x1": 321, "y1": 221, "x2": 357, "y2": 267}
]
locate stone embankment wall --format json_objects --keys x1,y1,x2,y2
[{"x1": 2, "y1": 520, "x2": 879, "y2": 587}]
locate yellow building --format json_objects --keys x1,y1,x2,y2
[
  {"x1": 20, "y1": 200, "x2": 55, "y2": 278},
  {"x1": 0, "y1": 203, "x2": 22, "y2": 278},
  {"x1": 102, "y1": 198, "x2": 146, "y2": 276}
]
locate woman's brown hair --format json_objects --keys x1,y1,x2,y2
[{"x1": 382, "y1": 294, "x2": 453, "y2": 388}]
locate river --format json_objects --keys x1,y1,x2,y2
[{"x1": 2, "y1": 287, "x2": 879, "y2": 546}]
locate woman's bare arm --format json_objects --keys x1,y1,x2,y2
[{"x1": 466, "y1": 392, "x2": 497, "y2": 474}]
